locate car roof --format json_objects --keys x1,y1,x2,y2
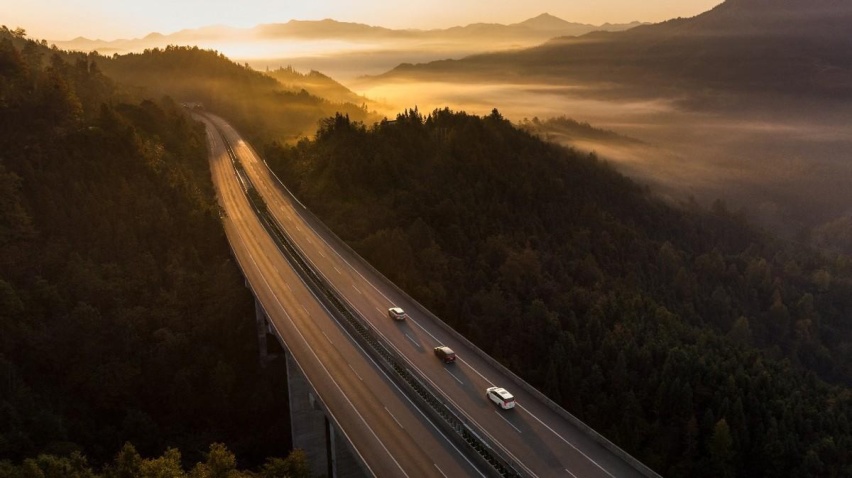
[
  {"x1": 490, "y1": 387, "x2": 513, "y2": 399},
  {"x1": 436, "y1": 346, "x2": 454, "y2": 353},
  {"x1": 389, "y1": 307, "x2": 404, "y2": 313}
]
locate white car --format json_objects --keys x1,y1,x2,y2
[
  {"x1": 486, "y1": 386, "x2": 516, "y2": 410},
  {"x1": 387, "y1": 307, "x2": 408, "y2": 321}
]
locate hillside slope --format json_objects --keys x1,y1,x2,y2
[
  {"x1": 0, "y1": 29, "x2": 291, "y2": 468},
  {"x1": 94, "y1": 45, "x2": 377, "y2": 143},
  {"x1": 265, "y1": 108, "x2": 852, "y2": 477}
]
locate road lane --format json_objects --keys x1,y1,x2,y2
[
  {"x1": 207, "y1": 114, "x2": 652, "y2": 478},
  {"x1": 200, "y1": 114, "x2": 483, "y2": 478}
]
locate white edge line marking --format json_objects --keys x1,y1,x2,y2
[
  {"x1": 518, "y1": 404, "x2": 614, "y2": 478},
  {"x1": 385, "y1": 407, "x2": 404, "y2": 429},
  {"x1": 494, "y1": 410, "x2": 522, "y2": 434},
  {"x1": 445, "y1": 368, "x2": 464, "y2": 385},
  {"x1": 347, "y1": 363, "x2": 364, "y2": 381}
]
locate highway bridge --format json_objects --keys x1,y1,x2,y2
[{"x1": 200, "y1": 112, "x2": 659, "y2": 478}]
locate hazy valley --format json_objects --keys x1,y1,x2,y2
[
  {"x1": 52, "y1": 2, "x2": 852, "y2": 245},
  {"x1": 53, "y1": 14, "x2": 642, "y2": 80},
  {"x1": 352, "y1": 0, "x2": 852, "y2": 245}
]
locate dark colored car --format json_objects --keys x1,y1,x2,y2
[{"x1": 434, "y1": 346, "x2": 456, "y2": 363}]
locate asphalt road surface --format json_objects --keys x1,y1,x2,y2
[
  {"x1": 202, "y1": 113, "x2": 485, "y2": 477},
  {"x1": 204, "y1": 112, "x2": 650, "y2": 478}
]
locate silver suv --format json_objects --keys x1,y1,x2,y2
[
  {"x1": 486, "y1": 386, "x2": 516, "y2": 410},
  {"x1": 387, "y1": 307, "x2": 408, "y2": 321}
]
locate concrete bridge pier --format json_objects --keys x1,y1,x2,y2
[
  {"x1": 285, "y1": 349, "x2": 367, "y2": 478},
  {"x1": 254, "y1": 298, "x2": 279, "y2": 367},
  {"x1": 252, "y1": 293, "x2": 366, "y2": 476}
]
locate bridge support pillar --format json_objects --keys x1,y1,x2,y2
[
  {"x1": 286, "y1": 350, "x2": 332, "y2": 475},
  {"x1": 254, "y1": 298, "x2": 279, "y2": 366},
  {"x1": 286, "y1": 350, "x2": 367, "y2": 478},
  {"x1": 329, "y1": 422, "x2": 366, "y2": 478}
]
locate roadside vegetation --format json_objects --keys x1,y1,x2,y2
[
  {"x1": 265, "y1": 108, "x2": 852, "y2": 477},
  {"x1": 0, "y1": 29, "x2": 299, "y2": 472}
]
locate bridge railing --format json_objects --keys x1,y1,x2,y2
[{"x1": 215, "y1": 124, "x2": 526, "y2": 478}]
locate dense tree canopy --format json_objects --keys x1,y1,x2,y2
[
  {"x1": 95, "y1": 45, "x2": 377, "y2": 144},
  {"x1": 0, "y1": 442, "x2": 310, "y2": 478},
  {"x1": 0, "y1": 29, "x2": 291, "y2": 470},
  {"x1": 266, "y1": 108, "x2": 852, "y2": 477}
]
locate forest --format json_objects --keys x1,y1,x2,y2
[
  {"x1": 0, "y1": 29, "x2": 307, "y2": 475},
  {"x1": 3, "y1": 19, "x2": 852, "y2": 477},
  {"x1": 265, "y1": 109, "x2": 852, "y2": 477},
  {"x1": 95, "y1": 45, "x2": 377, "y2": 144}
]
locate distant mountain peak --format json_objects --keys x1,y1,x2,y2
[
  {"x1": 530, "y1": 13, "x2": 561, "y2": 21},
  {"x1": 515, "y1": 13, "x2": 577, "y2": 30}
]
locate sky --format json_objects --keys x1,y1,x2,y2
[{"x1": 3, "y1": 0, "x2": 723, "y2": 41}]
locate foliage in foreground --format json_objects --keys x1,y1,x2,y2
[
  {"x1": 0, "y1": 443, "x2": 310, "y2": 478},
  {"x1": 0, "y1": 29, "x2": 289, "y2": 467}
]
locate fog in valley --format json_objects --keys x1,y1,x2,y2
[
  {"x1": 55, "y1": 15, "x2": 639, "y2": 81},
  {"x1": 53, "y1": 6, "x2": 852, "y2": 247},
  {"x1": 350, "y1": 77, "x2": 852, "y2": 241}
]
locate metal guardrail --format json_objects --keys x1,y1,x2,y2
[
  {"x1": 214, "y1": 125, "x2": 524, "y2": 478},
  {"x1": 249, "y1": 128, "x2": 662, "y2": 478}
]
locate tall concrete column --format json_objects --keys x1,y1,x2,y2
[
  {"x1": 329, "y1": 422, "x2": 368, "y2": 478},
  {"x1": 286, "y1": 350, "x2": 330, "y2": 476},
  {"x1": 255, "y1": 298, "x2": 270, "y2": 366}
]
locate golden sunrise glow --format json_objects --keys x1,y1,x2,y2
[{"x1": 8, "y1": 0, "x2": 722, "y2": 41}]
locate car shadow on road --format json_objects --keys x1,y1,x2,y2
[
  {"x1": 437, "y1": 364, "x2": 493, "y2": 409},
  {"x1": 498, "y1": 407, "x2": 564, "y2": 469},
  {"x1": 394, "y1": 320, "x2": 426, "y2": 352}
]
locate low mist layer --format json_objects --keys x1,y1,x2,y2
[
  {"x1": 51, "y1": 15, "x2": 641, "y2": 81},
  {"x1": 354, "y1": 0, "x2": 852, "y2": 242},
  {"x1": 352, "y1": 78, "x2": 852, "y2": 239}
]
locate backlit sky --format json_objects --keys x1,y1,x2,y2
[{"x1": 4, "y1": 0, "x2": 723, "y2": 41}]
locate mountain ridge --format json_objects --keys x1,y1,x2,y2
[
  {"x1": 377, "y1": 0, "x2": 852, "y2": 100},
  {"x1": 51, "y1": 14, "x2": 643, "y2": 53}
]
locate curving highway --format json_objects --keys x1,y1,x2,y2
[
  {"x1": 203, "y1": 112, "x2": 655, "y2": 478},
  {"x1": 202, "y1": 113, "x2": 484, "y2": 477}
]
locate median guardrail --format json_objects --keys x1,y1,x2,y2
[{"x1": 214, "y1": 123, "x2": 524, "y2": 478}]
